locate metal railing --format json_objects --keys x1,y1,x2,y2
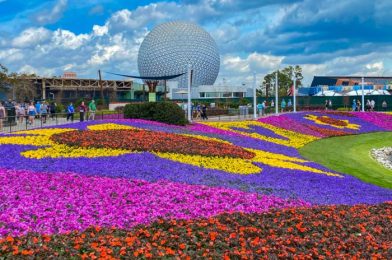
[{"x1": 0, "y1": 112, "x2": 124, "y2": 134}]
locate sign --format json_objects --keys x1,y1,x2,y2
[{"x1": 148, "y1": 93, "x2": 156, "y2": 102}]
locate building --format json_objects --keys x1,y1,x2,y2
[
  {"x1": 138, "y1": 21, "x2": 220, "y2": 89},
  {"x1": 298, "y1": 76, "x2": 392, "y2": 96},
  {"x1": 311, "y1": 76, "x2": 392, "y2": 87},
  {"x1": 170, "y1": 85, "x2": 252, "y2": 100},
  {"x1": 62, "y1": 72, "x2": 77, "y2": 79},
  {"x1": 7, "y1": 76, "x2": 133, "y2": 103}
]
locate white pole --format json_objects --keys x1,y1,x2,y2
[
  {"x1": 275, "y1": 70, "x2": 279, "y2": 114},
  {"x1": 187, "y1": 64, "x2": 192, "y2": 122},
  {"x1": 293, "y1": 73, "x2": 297, "y2": 113},
  {"x1": 253, "y1": 72, "x2": 257, "y2": 119},
  {"x1": 361, "y1": 76, "x2": 365, "y2": 112}
]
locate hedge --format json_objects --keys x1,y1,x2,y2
[{"x1": 123, "y1": 102, "x2": 188, "y2": 125}]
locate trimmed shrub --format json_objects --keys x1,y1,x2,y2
[{"x1": 124, "y1": 102, "x2": 188, "y2": 125}]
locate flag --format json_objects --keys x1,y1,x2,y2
[{"x1": 287, "y1": 84, "x2": 294, "y2": 96}]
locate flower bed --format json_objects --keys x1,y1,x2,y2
[
  {"x1": 1, "y1": 203, "x2": 390, "y2": 258},
  {"x1": 51, "y1": 129, "x2": 255, "y2": 159},
  {"x1": 0, "y1": 112, "x2": 391, "y2": 257}
]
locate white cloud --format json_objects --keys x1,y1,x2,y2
[
  {"x1": 0, "y1": 48, "x2": 24, "y2": 62},
  {"x1": 35, "y1": 0, "x2": 68, "y2": 25},
  {"x1": 1, "y1": 0, "x2": 392, "y2": 89},
  {"x1": 93, "y1": 24, "x2": 108, "y2": 36},
  {"x1": 222, "y1": 53, "x2": 283, "y2": 74},
  {"x1": 12, "y1": 27, "x2": 51, "y2": 48},
  {"x1": 51, "y1": 29, "x2": 90, "y2": 50},
  {"x1": 218, "y1": 52, "x2": 283, "y2": 85}
]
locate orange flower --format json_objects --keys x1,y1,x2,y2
[
  {"x1": 179, "y1": 243, "x2": 186, "y2": 250},
  {"x1": 21, "y1": 249, "x2": 34, "y2": 255},
  {"x1": 5, "y1": 236, "x2": 14, "y2": 243},
  {"x1": 209, "y1": 232, "x2": 218, "y2": 241},
  {"x1": 165, "y1": 247, "x2": 175, "y2": 255}
]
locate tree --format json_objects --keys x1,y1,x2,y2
[
  {"x1": 0, "y1": 64, "x2": 37, "y2": 101},
  {"x1": 0, "y1": 64, "x2": 8, "y2": 88},
  {"x1": 263, "y1": 65, "x2": 303, "y2": 97},
  {"x1": 7, "y1": 72, "x2": 37, "y2": 102}
]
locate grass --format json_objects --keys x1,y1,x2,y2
[{"x1": 299, "y1": 132, "x2": 392, "y2": 189}]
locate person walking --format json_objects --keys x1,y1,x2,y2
[
  {"x1": 257, "y1": 102, "x2": 263, "y2": 117},
  {"x1": 67, "y1": 103, "x2": 74, "y2": 122},
  {"x1": 201, "y1": 104, "x2": 208, "y2": 120},
  {"x1": 35, "y1": 101, "x2": 41, "y2": 119},
  {"x1": 352, "y1": 99, "x2": 357, "y2": 111},
  {"x1": 382, "y1": 100, "x2": 388, "y2": 111},
  {"x1": 281, "y1": 99, "x2": 286, "y2": 113},
  {"x1": 40, "y1": 102, "x2": 48, "y2": 123},
  {"x1": 195, "y1": 104, "x2": 201, "y2": 120},
  {"x1": 262, "y1": 101, "x2": 267, "y2": 116},
  {"x1": 17, "y1": 103, "x2": 25, "y2": 124},
  {"x1": 88, "y1": 100, "x2": 97, "y2": 121},
  {"x1": 50, "y1": 102, "x2": 56, "y2": 120},
  {"x1": 27, "y1": 102, "x2": 37, "y2": 125},
  {"x1": 0, "y1": 102, "x2": 6, "y2": 131},
  {"x1": 78, "y1": 101, "x2": 87, "y2": 122},
  {"x1": 370, "y1": 99, "x2": 375, "y2": 112},
  {"x1": 366, "y1": 100, "x2": 371, "y2": 111},
  {"x1": 356, "y1": 100, "x2": 361, "y2": 111},
  {"x1": 325, "y1": 100, "x2": 329, "y2": 110}
]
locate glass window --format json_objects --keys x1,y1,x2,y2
[{"x1": 205, "y1": 92, "x2": 219, "y2": 98}]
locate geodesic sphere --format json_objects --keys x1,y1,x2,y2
[{"x1": 137, "y1": 21, "x2": 220, "y2": 88}]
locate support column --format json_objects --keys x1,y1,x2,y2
[{"x1": 42, "y1": 79, "x2": 46, "y2": 100}]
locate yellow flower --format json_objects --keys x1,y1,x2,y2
[
  {"x1": 0, "y1": 122, "x2": 341, "y2": 177},
  {"x1": 201, "y1": 121, "x2": 318, "y2": 148},
  {"x1": 304, "y1": 114, "x2": 360, "y2": 130}
]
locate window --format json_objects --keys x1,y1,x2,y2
[{"x1": 205, "y1": 92, "x2": 219, "y2": 98}]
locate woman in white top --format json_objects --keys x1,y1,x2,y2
[{"x1": 17, "y1": 104, "x2": 26, "y2": 124}]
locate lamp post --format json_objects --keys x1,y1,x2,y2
[
  {"x1": 361, "y1": 76, "x2": 365, "y2": 112},
  {"x1": 292, "y1": 72, "x2": 297, "y2": 113},
  {"x1": 49, "y1": 92, "x2": 55, "y2": 100},
  {"x1": 253, "y1": 72, "x2": 257, "y2": 119},
  {"x1": 275, "y1": 69, "x2": 279, "y2": 114},
  {"x1": 187, "y1": 64, "x2": 192, "y2": 122}
]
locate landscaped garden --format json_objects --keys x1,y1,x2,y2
[{"x1": 0, "y1": 111, "x2": 391, "y2": 258}]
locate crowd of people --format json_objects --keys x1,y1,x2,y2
[
  {"x1": 65, "y1": 100, "x2": 96, "y2": 122},
  {"x1": 351, "y1": 99, "x2": 388, "y2": 112},
  {"x1": 0, "y1": 99, "x2": 98, "y2": 131}
]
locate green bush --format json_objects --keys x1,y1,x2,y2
[
  {"x1": 124, "y1": 102, "x2": 188, "y2": 125},
  {"x1": 55, "y1": 104, "x2": 65, "y2": 113}
]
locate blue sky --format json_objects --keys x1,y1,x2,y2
[{"x1": 0, "y1": 0, "x2": 391, "y2": 86}]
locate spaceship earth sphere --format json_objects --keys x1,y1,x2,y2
[{"x1": 137, "y1": 21, "x2": 220, "y2": 88}]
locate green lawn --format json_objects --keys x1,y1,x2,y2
[{"x1": 299, "y1": 132, "x2": 392, "y2": 189}]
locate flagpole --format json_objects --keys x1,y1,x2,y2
[
  {"x1": 187, "y1": 64, "x2": 192, "y2": 122},
  {"x1": 253, "y1": 72, "x2": 257, "y2": 119},
  {"x1": 361, "y1": 76, "x2": 365, "y2": 112},
  {"x1": 293, "y1": 72, "x2": 297, "y2": 113},
  {"x1": 275, "y1": 69, "x2": 279, "y2": 114}
]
